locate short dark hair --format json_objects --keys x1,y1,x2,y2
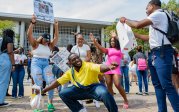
[
  {"x1": 68, "y1": 53, "x2": 77, "y2": 61},
  {"x1": 149, "y1": 0, "x2": 161, "y2": 7}
]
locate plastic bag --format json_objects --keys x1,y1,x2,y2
[{"x1": 30, "y1": 85, "x2": 43, "y2": 109}]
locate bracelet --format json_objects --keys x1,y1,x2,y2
[{"x1": 31, "y1": 21, "x2": 36, "y2": 24}]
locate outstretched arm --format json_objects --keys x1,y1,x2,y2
[
  {"x1": 89, "y1": 33, "x2": 108, "y2": 54},
  {"x1": 50, "y1": 20, "x2": 59, "y2": 49},
  {"x1": 27, "y1": 15, "x2": 38, "y2": 48},
  {"x1": 100, "y1": 62, "x2": 118, "y2": 73},
  {"x1": 120, "y1": 17, "x2": 152, "y2": 41},
  {"x1": 41, "y1": 80, "x2": 61, "y2": 94}
]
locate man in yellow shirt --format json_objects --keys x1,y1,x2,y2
[{"x1": 40, "y1": 53, "x2": 118, "y2": 112}]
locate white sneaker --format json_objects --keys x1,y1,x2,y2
[
  {"x1": 79, "y1": 107, "x2": 87, "y2": 112},
  {"x1": 94, "y1": 100, "x2": 100, "y2": 108}
]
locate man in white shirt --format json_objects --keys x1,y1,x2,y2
[{"x1": 119, "y1": 0, "x2": 179, "y2": 112}]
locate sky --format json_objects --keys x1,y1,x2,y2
[{"x1": 0, "y1": 0, "x2": 170, "y2": 22}]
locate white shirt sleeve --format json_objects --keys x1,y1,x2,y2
[{"x1": 147, "y1": 12, "x2": 161, "y2": 26}]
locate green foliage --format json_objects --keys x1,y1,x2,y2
[
  {"x1": 104, "y1": 22, "x2": 117, "y2": 42},
  {"x1": 162, "y1": 0, "x2": 179, "y2": 16},
  {"x1": 0, "y1": 20, "x2": 15, "y2": 36}
]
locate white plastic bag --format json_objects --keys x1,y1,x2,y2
[{"x1": 30, "y1": 85, "x2": 42, "y2": 109}]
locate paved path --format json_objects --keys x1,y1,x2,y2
[{"x1": 0, "y1": 80, "x2": 173, "y2": 112}]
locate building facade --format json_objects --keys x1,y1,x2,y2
[{"x1": 0, "y1": 12, "x2": 112, "y2": 50}]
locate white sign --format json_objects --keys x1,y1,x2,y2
[
  {"x1": 116, "y1": 22, "x2": 137, "y2": 53},
  {"x1": 34, "y1": 0, "x2": 54, "y2": 23},
  {"x1": 51, "y1": 47, "x2": 70, "y2": 72}
]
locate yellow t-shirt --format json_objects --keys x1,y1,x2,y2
[{"x1": 57, "y1": 61, "x2": 101, "y2": 87}]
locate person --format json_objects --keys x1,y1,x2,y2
[
  {"x1": 133, "y1": 46, "x2": 148, "y2": 95},
  {"x1": 120, "y1": 0, "x2": 179, "y2": 111},
  {"x1": 36, "y1": 53, "x2": 118, "y2": 112},
  {"x1": 71, "y1": 33, "x2": 91, "y2": 62},
  {"x1": 128, "y1": 60, "x2": 137, "y2": 86},
  {"x1": 12, "y1": 47, "x2": 27, "y2": 98},
  {"x1": 27, "y1": 50, "x2": 32, "y2": 81},
  {"x1": 89, "y1": 33, "x2": 129, "y2": 109},
  {"x1": 27, "y1": 14, "x2": 59, "y2": 112},
  {"x1": 0, "y1": 29, "x2": 15, "y2": 107},
  {"x1": 120, "y1": 52, "x2": 131, "y2": 94},
  {"x1": 90, "y1": 38, "x2": 105, "y2": 84}
]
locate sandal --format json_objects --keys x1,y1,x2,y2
[{"x1": 123, "y1": 103, "x2": 129, "y2": 109}]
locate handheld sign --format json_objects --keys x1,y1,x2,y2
[{"x1": 34, "y1": 0, "x2": 54, "y2": 23}]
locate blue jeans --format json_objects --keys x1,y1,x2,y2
[
  {"x1": 136, "y1": 69, "x2": 148, "y2": 92},
  {"x1": 12, "y1": 65, "x2": 25, "y2": 97},
  {"x1": 59, "y1": 84, "x2": 118, "y2": 112},
  {"x1": 120, "y1": 66, "x2": 130, "y2": 92},
  {"x1": 31, "y1": 58, "x2": 55, "y2": 100},
  {"x1": 148, "y1": 46, "x2": 179, "y2": 112},
  {"x1": 0, "y1": 53, "x2": 11, "y2": 103}
]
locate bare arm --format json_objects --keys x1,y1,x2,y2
[
  {"x1": 85, "y1": 50, "x2": 91, "y2": 62},
  {"x1": 7, "y1": 43, "x2": 15, "y2": 65},
  {"x1": 27, "y1": 15, "x2": 38, "y2": 48},
  {"x1": 89, "y1": 33, "x2": 108, "y2": 54},
  {"x1": 100, "y1": 62, "x2": 118, "y2": 73},
  {"x1": 42, "y1": 80, "x2": 61, "y2": 94},
  {"x1": 50, "y1": 20, "x2": 59, "y2": 49},
  {"x1": 134, "y1": 33, "x2": 149, "y2": 41}
]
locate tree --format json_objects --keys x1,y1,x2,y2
[
  {"x1": 162, "y1": 0, "x2": 179, "y2": 16},
  {"x1": 0, "y1": 20, "x2": 15, "y2": 36}
]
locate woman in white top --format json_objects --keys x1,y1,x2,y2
[
  {"x1": 12, "y1": 47, "x2": 27, "y2": 99},
  {"x1": 128, "y1": 60, "x2": 137, "y2": 86},
  {"x1": 71, "y1": 33, "x2": 91, "y2": 62},
  {"x1": 27, "y1": 15, "x2": 59, "y2": 112}
]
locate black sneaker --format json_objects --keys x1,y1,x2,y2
[{"x1": 0, "y1": 103, "x2": 10, "y2": 107}]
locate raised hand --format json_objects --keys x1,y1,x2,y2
[
  {"x1": 89, "y1": 33, "x2": 96, "y2": 43},
  {"x1": 54, "y1": 19, "x2": 58, "y2": 26},
  {"x1": 110, "y1": 30, "x2": 117, "y2": 38},
  {"x1": 31, "y1": 14, "x2": 36, "y2": 24}
]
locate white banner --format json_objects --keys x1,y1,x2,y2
[
  {"x1": 34, "y1": 0, "x2": 54, "y2": 23},
  {"x1": 116, "y1": 22, "x2": 137, "y2": 53},
  {"x1": 51, "y1": 47, "x2": 70, "y2": 72}
]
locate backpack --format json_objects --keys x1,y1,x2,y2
[
  {"x1": 137, "y1": 58, "x2": 147, "y2": 71},
  {"x1": 0, "y1": 37, "x2": 3, "y2": 55},
  {"x1": 153, "y1": 10, "x2": 179, "y2": 44}
]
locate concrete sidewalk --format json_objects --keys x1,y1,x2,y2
[{"x1": 0, "y1": 81, "x2": 173, "y2": 112}]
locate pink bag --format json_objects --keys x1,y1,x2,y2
[{"x1": 137, "y1": 58, "x2": 147, "y2": 71}]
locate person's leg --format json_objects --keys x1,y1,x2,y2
[
  {"x1": 43, "y1": 65, "x2": 55, "y2": 105},
  {"x1": 90, "y1": 84, "x2": 118, "y2": 112},
  {"x1": 136, "y1": 70, "x2": 142, "y2": 93},
  {"x1": 6, "y1": 72, "x2": 12, "y2": 96},
  {"x1": 12, "y1": 69, "x2": 18, "y2": 98},
  {"x1": 123, "y1": 66, "x2": 129, "y2": 93},
  {"x1": 148, "y1": 52, "x2": 167, "y2": 112},
  {"x1": 120, "y1": 67, "x2": 124, "y2": 87},
  {"x1": 0, "y1": 54, "x2": 11, "y2": 104},
  {"x1": 104, "y1": 74, "x2": 113, "y2": 95},
  {"x1": 113, "y1": 74, "x2": 128, "y2": 104},
  {"x1": 154, "y1": 50, "x2": 179, "y2": 111},
  {"x1": 18, "y1": 66, "x2": 25, "y2": 97},
  {"x1": 142, "y1": 70, "x2": 148, "y2": 93},
  {"x1": 59, "y1": 86, "x2": 90, "y2": 112}
]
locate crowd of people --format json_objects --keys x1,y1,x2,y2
[{"x1": 0, "y1": 0, "x2": 179, "y2": 112}]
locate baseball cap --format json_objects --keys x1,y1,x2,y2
[{"x1": 41, "y1": 33, "x2": 51, "y2": 42}]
